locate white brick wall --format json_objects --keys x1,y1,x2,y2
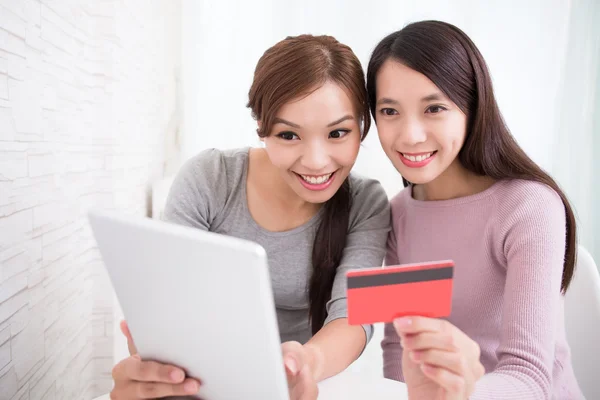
[{"x1": 0, "y1": 1, "x2": 182, "y2": 399}]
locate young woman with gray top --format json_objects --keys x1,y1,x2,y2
[{"x1": 109, "y1": 34, "x2": 391, "y2": 400}]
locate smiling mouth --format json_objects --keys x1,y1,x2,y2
[
  {"x1": 297, "y1": 172, "x2": 334, "y2": 185},
  {"x1": 400, "y1": 151, "x2": 437, "y2": 162}
]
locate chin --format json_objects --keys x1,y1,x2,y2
[
  {"x1": 397, "y1": 170, "x2": 437, "y2": 185},
  {"x1": 298, "y1": 186, "x2": 338, "y2": 204}
]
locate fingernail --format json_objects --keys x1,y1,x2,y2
[
  {"x1": 394, "y1": 317, "x2": 412, "y2": 330},
  {"x1": 285, "y1": 357, "x2": 298, "y2": 375},
  {"x1": 170, "y1": 369, "x2": 184, "y2": 382},
  {"x1": 184, "y1": 380, "x2": 199, "y2": 393}
]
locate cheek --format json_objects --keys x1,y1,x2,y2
[
  {"x1": 444, "y1": 115, "x2": 468, "y2": 151},
  {"x1": 264, "y1": 141, "x2": 296, "y2": 170},
  {"x1": 433, "y1": 119, "x2": 466, "y2": 154},
  {"x1": 340, "y1": 134, "x2": 361, "y2": 166},
  {"x1": 376, "y1": 122, "x2": 397, "y2": 149}
]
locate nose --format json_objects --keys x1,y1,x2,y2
[
  {"x1": 398, "y1": 117, "x2": 427, "y2": 147},
  {"x1": 300, "y1": 141, "x2": 330, "y2": 172}
]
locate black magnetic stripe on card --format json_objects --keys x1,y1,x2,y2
[{"x1": 347, "y1": 267, "x2": 454, "y2": 289}]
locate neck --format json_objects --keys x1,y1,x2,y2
[
  {"x1": 413, "y1": 159, "x2": 496, "y2": 201},
  {"x1": 249, "y1": 148, "x2": 319, "y2": 213}
]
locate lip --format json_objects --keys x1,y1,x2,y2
[
  {"x1": 295, "y1": 171, "x2": 337, "y2": 191},
  {"x1": 398, "y1": 151, "x2": 437, "y2": 168}
]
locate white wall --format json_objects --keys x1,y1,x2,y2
[
  {"x1": 0, "y1": 1, "x2": 181, "y2": 399},
  {"x1": 179, "y1": 0, "x2": 586, "y2": 377}
]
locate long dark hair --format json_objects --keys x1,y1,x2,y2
[
  {"x1": 367, "y1": 21, "x2": 577, "y2": 293},
  {"x1": 247, "y1": 35, "x2": 371, "y2": 332}
]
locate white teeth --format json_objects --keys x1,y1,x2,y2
[
  {"x1": 300, "y1": 173, "x2": 332, "y2": 184},
  {"x1": 403, "y1": 152, "x2": 432, "y2": 162}
]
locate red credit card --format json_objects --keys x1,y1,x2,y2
[{"x1": 347, "y1": 260, "x2": 454, "y2": 325}]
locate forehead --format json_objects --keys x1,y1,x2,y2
[
  {"x1": 376, "y1": 60, "x2": 440, "y2": 100},
  {"x1": 276, "y1": 81, "x2": 356, "y2": 122}
]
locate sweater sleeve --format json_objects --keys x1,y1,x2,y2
[
  {"x1": 323, "y1": 176, "x2": 391, "y2": 344},
  {"x1": 471, "y1": 183, "x2": 567, "y2": 400}
]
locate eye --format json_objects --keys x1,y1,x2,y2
[
  {"x1": 380, "y1": 108, "x2": 398, "y2": 116},
  {"x1": 276, "y1": 131, "x2": 299, "y2": 141},
  {"x1": 329, "y1": 129, "x2": 350, "y2": 139},
  {"x1": 425, "y1": 105, "x2": 447, "y2": 114}
]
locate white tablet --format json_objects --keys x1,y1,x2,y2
[{"x1": 88, "y1": 210, "x2": 289, "y2": 400}]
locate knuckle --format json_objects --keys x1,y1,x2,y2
[
  {"x1": 441, "y1": 319, "x2": 453, "y2": 333},
  {"x1": 453, "y1": 377, "x2": 466, "y2": 393},
  {"x1": 445, "y1": 332, "x2": 456, "y2": 348},
  {"x1": 159, "y1": 364, "x2": 172, "y2": 381},
  {"x1": 138, "y1": 382, "x2": 157, "y2": 398},
  {"x1": 137, "y1": 360, "x2": 148, "y2": 377},
  {"x1": 455, "y1": 355, "x2": 467, "y2": 373},
  {"x1": 478, "y1": 362, "x2": 486, "y2": 378},
  {"x1": 111, "y1": 365, "x2": 119, "y2": 381},
  {"x1": 124, "y1": 357, "x2": 142, "y2": 380},
  {"x1": 473, "y1": 342, "x2": 482, "y2": 358}
]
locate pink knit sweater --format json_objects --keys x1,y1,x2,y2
[{"x1": 383, "y1": 179, "x2": 583, "y2": 399}]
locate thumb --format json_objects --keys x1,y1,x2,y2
[{"x1": 120, "y1": 320, "x2": 138, "y2": 355}]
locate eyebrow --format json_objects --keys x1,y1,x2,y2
[
  {"x1": 421, "y1": 93, "x2": 445, "y2": 102},
  {"x1": 377, "y1": 97, "x2": 399, "y2": 106},
  {"x1": 273, "y1": 115, "x2": 355, "y2": 129},
  {"x1": 273, "y1": 117, "x2": 301, "y2": 128},
  {"x1": 376, "y1": 92, "x2": 446, "y2": 106},
  {"x1": 327, "y1": 115, "x2": 354, "y2": 127}
]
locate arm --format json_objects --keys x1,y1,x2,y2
[
  {"x1": 304, "y1": 178, "x2": 391, "y2": 381},
  {"x1": 304, "y1": 318, "x2": 367, "y2": 381},
  {"x1": 471, "y1": 186, "x2": 567, "y2": 399}
]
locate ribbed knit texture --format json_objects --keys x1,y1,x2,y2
[{"x1": 383, "y1": 179, "x2": 583, "y2": 399}]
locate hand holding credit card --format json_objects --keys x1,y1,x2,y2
[{"x1": 346, "y1": 260, "x2": 454, "y2": 325}]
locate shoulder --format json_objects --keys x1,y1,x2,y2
[
  {"x1": 173, "y1": 147, "x2": 248, "y2": 191},
  {"x1": 493, "y1": 179, "x2": 565, "y2": 221},
  {"x1": 180, "y1": 147, "x2": 248, "y2": 179},
  {"x1": 492, "y1": 179, "x2": 567, "y2": 252},
  {"x1": 165, "y1": 147, "x2": 249, "y2": 218}
]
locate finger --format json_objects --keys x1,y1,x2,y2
[
  {"x1": 393, "y1": 316, "x2": 449, "y2": 335},
  {"x1": 126, "y1": 378, "x2": 200, "y2": 399},
  {"x1": 120, "y1": 320, "x2": 132, "y2": 341},
  {"x1": 281, "y1": 341, "x2": 306, "y2": 378},
  {"x1": 409, "y1": 349, "x2": 466, "y2": 376},
  {"x1": 281, "y1": 341, "x2": 307, "y2": 367},
  {"x1": 285, "y1": 356, "x2": 300, "y2": 377},
  {"x1": 401, "y1": 332, "x2": 457, "y2": 352},
  {"x1": 299, "y1": 365, "x2": 319, "y2": 400},
  {"x1": 420, "y1": 364, "x2": 468, "y2": 398},
  {"x1": 120, "y1": 320, "x2": 138, "y2": 355},
  {"x1": 289, "y1": 365, "x2": 318, "y2": 400},
  {"x1": 115, "y1": 356, "x2": 191, "y2": 384}
]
